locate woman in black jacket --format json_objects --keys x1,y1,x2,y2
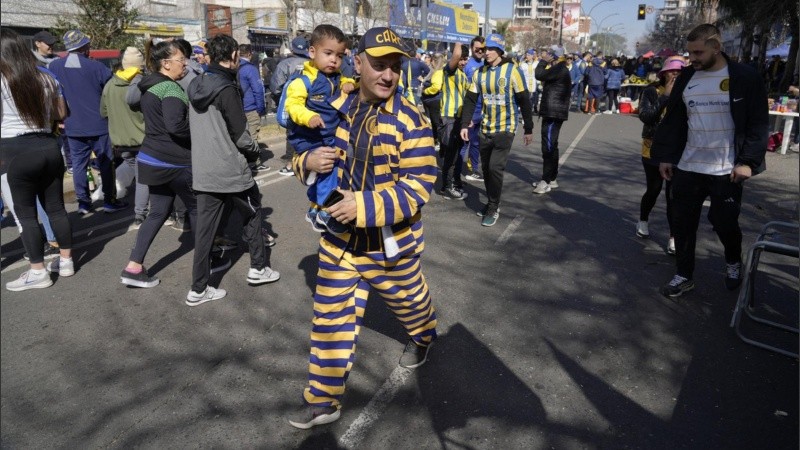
[
  {"x1": 636, "y1": 56, "x2": 684, "y2": 254},
  {"x1": 533, "y1": 47, "x2": 572, "y2": 194}
]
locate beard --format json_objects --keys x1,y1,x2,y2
[{"x1": 694, "y1": 53, "x2": 718, "y2": 71}]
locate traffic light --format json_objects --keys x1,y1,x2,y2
[{"x1": 637, "y1": 4, "x2": 646, "y2": 20}]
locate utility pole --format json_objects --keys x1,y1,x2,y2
[
  {"x1": 353, "y1": 0, "x2": 360, "y2": 36},
  {"x1": 483, "y1": 0, "x2": 490, "y2": 36},
  {"x1": 558, "y1": 0, "x2": 564, "y2": 45},
  {"x1": 421, "y1": 0, "x2": 428, "y2": 50}
]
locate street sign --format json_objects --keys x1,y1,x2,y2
[{"x1": 646, "y1": 5, "x2": 655, "y2": 14}]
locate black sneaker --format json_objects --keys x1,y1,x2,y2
[
  {"x1": 131, "y1": 216, "x2": 145, "y2": 230},
  {"x1": 170, "y1": 216, "x2": 191, "y2": 233},
  {"x1": 213, "y1": 236, "x2": 238, "y2": 251},
  {"x1": 476, "y1": 206, "x2": 499, "y2": 217},
  {"x1": 398, "y1": 339, "x2": 433, "y2": 369},
  {"x1": 440, "y1": 187, "x2": 468, "y2": 200},
  {"x1": 659, "y1": 275, "x2": 695, "y2": 299},
  {"x1": 287, "y1": 405, "x2": 341, "y2": 429},
  {"x1": 210, "y1": 255, "x2": 231, "y2": 274},
  {"x1": 77, "y1": 201, "x2": 93, "y2": 215},
  {"x1": 263, "y1": 229, "x2": 277, "y2": 247},
  {"x1": 120, "y1": 267, "x2": 160, "y2": 288},
  {"x1": 103, "y1": 199, "x2": 129, "y2": 213},
  {"x1": 725, "y1": 262, "x2": 742, "y2": 290},
  {"x1": 251, "y1": 162, "x2": 270, "y2": 172},
  {"x1": 278, "y1": 166, "x2": 294, "y2": 176}
]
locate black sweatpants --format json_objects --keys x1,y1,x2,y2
[
  {"x1": 1, "y1": 134, "x2": 72, "y2": 263},
  {"x1": 438, "y1": 116, "x2": 464, "y2": 190},
  {"x1": 478, "y1": 131, "x2": 514, "y2": 212},
  {"x1": 192, "y1": 185, "x2": 265, "y2": 292},
  {"x1": 670, "y1": 168, "x2": 743, "y2": 279},
  {"x1": 540, "y1": 117, "x2": 563, "y2": 183}
]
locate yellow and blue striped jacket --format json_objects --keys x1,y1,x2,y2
[
  {"x1": 424, "y1": 65, "x2": 469, "y2": 118},
  {"x1": 467, "y1": 60, "x2": 528, "y2": 134},
  {"x1": 293, "y1": 90, "x2": 437, "y2": 261}
]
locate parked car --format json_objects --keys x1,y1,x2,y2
[{"x1": 57, "y1": 49, "x2": 121, "y2": 69}]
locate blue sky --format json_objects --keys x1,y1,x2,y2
[{"x1": 461, "y1": 0, "x2": 654, "y2": 53}]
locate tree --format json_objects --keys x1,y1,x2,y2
[
  {"x1": 589, "y1": 32, "x2": 627, "y2": 56},
  {"x1": 643, "y1": 5, "x2": 704, "y2": 53},
  {"x1": 54, "y1": 0, "x2": 139, "y2": 50},
  {"x1": 496, "y1": 20, "x2": 515, "y2": 51}
]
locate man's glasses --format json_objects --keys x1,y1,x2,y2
[
  {"x1": 165, "y1": 58, "x2": 188, "y2": 65},
  {"x1": 473, "y1": 48, "x2": 485, "y2": 54}
]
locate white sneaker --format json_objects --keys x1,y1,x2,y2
[
  {"x1": 6, "y1": 269, "x2": 52, "y2": 292},
  {"x1": 186, "y1": 286, "x2": 227, "y2": 306},
  {"x1": 533, "y1": 180, "x2": 551, "y2": 194},
  {"x1": 247, "y1": 267, "x2": 281, "y2": 285},
  {"x1": 603, "y1": 110, "x2": 613, "y2": 114},
  {"x1": 636, "y1": 221, "x2": 650, "y2": 238},
  {"x1": 549, "y1": 180, "x2": 559, "y2": 189},
  {"x1": 47, "y1": 257, "x2": 75, "y2": 277},
  {"x1": 667, "y1": 237, "x2": 676, "y2": 255}
]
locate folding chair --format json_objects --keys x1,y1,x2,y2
[{"x1": 729, "y1": 221, "x2": 799, "y2": 358}]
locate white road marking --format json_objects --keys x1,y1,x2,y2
[
  {"x1": 496, "y1": 215, "x2": 525, "y2": 246},
  {"x1": 559, "y1": 114, "x2": 596, "y2": 166},
  {"x1": 339, "y1": 366, "x2": 413, "y2": 448}
]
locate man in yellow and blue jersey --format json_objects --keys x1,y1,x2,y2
[
  {"x1": 428, "y1": 43, "x2": 470, "y2": 200},
  {"x1": 287, "y1": 26, "x2": 439, "y2": 430},
  {"x1": 462, "y1": 36, "x2": 485, "y2": 182},
  {"x1": 460, "y1": 33, "x2": 534, "y2": 227}
]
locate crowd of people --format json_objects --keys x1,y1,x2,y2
[{"x1": 0, "y1": 21, "x2": 787, "y2": 429}]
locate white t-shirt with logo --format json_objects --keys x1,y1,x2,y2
[{"x1": 678, "y1": 65, "x2": 735, "y2": 176}]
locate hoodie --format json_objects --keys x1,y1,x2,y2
[
  {"x1": 101, "y1": 68, "x2": 145, "y2": 146},
  {"x1": 32, "y1": 50, "x2": 57, "y2": 68},
  {"x1": 188, "y1": 63, "x2": 259, "y2": 193}
]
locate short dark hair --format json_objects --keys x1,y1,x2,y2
[
  {"x1": 207, "y1": 33, "x2": 238, "y2": 63},
  {"x1": 238, "y1": 44, "x2": 252, "y2": 56},
  {"x1": 310, "y1": 24, "x2": 347, "y2": 47},
  {"x1": 471, "y1": 36, "x2": 485, "y2": 47},
  {"x1": 687, "y1": 23, "x2": 721, "y2": 44}
]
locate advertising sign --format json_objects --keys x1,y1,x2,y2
[
  {"x1": 389, "y1": 2, "x2": 480, "y2": 44},
  {"x1": 562, "y1": 2, "x2": 580, "y2": 34}
]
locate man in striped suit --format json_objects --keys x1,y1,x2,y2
[
  {"x1": 460, "y1": 34, "x2": 534, "y2": 227},
  {"x1": 287, "y1": 27, "x2": 439, "y2": 430}
]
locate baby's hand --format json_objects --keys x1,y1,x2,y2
[
  {"x1": 308, "y1": 115, "x2": 325, "y2": 129},
  {"x1": 342, "y1": 83, "x2": 355, "y2": 94}
]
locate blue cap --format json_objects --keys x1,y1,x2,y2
[
  {"x1": 526, "y1": 48, "x2": 536, "y2": 56},
  {"x1": 291, "y1": 36, "x2": 309, "y2": 56},
  {"x1": 485, "y1": 33, "x2": 505, "y2": 53}
]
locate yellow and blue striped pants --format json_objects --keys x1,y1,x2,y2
[{"x1": 302, "y1": 241, "x2": 438, "y2": 408}]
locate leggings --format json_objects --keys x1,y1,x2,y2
[
  {"x1": 607, "y1": 89, "x2": 620, "y2": 111},
  {"x1": 640, "y1": 161, "x2": 673, "y2": 234},
  {"x1": 1, "y1": 134, "x2": 72, "y2": 263},
  {"x1": 129, "y1": 167, "x2": 196, "y2": 264}
]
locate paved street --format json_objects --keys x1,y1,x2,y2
[{"x1": 1, "y1": 112, "x2": 798, "y2": 449}]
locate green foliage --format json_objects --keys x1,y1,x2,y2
[
  {"x1": 54, "y1": 0, "x2": 140, "y2": 50},
  {"x1": 589, "y1": 32, "x2": 627, "y2": 55}
]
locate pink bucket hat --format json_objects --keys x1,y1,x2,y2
[{"x1": 659, "y1": 56, "x2": 686, "y2": 74}]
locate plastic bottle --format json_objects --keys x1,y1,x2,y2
[{"x1": 87, "y1": 168, "x2": 95, "y2": 192}]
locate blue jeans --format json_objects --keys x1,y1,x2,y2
[{"x1": 68, "y1": 134, "x2": 115, "y2": 206}]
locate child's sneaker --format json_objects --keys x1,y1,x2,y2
[
  {"x1": 316, "y1": 209, "x2": 349, "y2": 234},
  {"x1": 305, "y1": 208, "x2": 325, "y2": 233}
]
